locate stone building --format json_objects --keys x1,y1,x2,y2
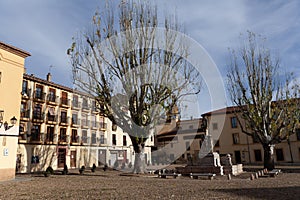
[{"x1": 16, "y1": 73, "x2": 153, "y2": 173}]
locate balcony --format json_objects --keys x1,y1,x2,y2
[
  {"x1": 33, "y1": 91, "x2": 46, "y2": 102},
  {"x1": 47, "y1": 115, "x2": 58, "y2": 124},
  {"x1": 82, "y1": 103, "x2": 90, "y2": 112},
  {"x1": 99, "y1": 122, "x2": 107, "y2": 130},
  {"x1": 44, "y1": 133, "x2": 57, "y2": 144},
  {"x1": 60, "y1": 116, "x2": 70, "y2": 126},
  {"x1": 58, "y1": 134, "x2": 68, "y2": 145},
  {"x1": 71, "y1": 101, "x2": 80, "y2": 110},
  {"x1": 29, "y1": 133, "x2": 43, "y2": 144},
  {"x1": 60, "y1": 98, "x2": 70, "y2": 108},
  {"x1": 18, "y1": 132, "x2": 28, "y2": 143},
  {"x1": 32, "y1": 113, "x2": 44, "y2": 123},
  {"x1": 47, "y1": 94, "x2": 59, "y2": 105},
  {"x1": 81, "y1": 119, "x2": 90, "y2": 128},
  {"x1": 71, "y1": 118, "x2": 80, "y2": 127},
  {"x1": 99, "y1": 137, "x2": 107, "y2": 146},
  {"x1": 70, "y1": 135, "x2": 80, "y2": 145},
  {"x1": 21, "y1": 89, "x2": 31, "y2": 99},
  {"x1": 20, "y1": 110, "x2": 30, "y2": 121},
  {"x1": 91, "y1": 121, "x2": 98, "y2": 129},
  {"x1": 80, "y1": 136, "x2": 90, "y2": 145}
]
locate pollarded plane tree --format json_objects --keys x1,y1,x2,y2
[
  {"x1": 68, "y1": 1, "x2": 201, "y2": 173},
  {"x1": 227, "y1": 31, "x2": 300, "y2": 170}
]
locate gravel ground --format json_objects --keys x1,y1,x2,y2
[{"x1": 0, "y1": 170, "x2": 299, "y2": 200}]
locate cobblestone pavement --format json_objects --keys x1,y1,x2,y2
[{"x1": 0, "y1": 170, "x2": 299, "y2": 200}]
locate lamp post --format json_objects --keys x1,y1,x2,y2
[{"x1": 0, "y1": 115, "x2": 17, "y2": 131}]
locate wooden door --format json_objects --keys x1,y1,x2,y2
[{"x1": 57, "y1": 148, "x2": 66, "y2": 168}]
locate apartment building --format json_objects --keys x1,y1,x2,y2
[
  {"x1": 17, "y1": 73, "x2": 153, "y2": 173},
  {"x1": 154, "y1": 103, "x2": 207, "y2": 164},
  {"x1": 203, "y1": 106, "x2": 300, "y2": 165},
  {"x1": 0, "y1": 42, "x2": 30, "y2": 181},
  {"x1": 155, "y1": 104, "x2": 300, "y2": 166}
]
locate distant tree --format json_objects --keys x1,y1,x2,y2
[
  {"x1": 227, "y1": 31, "x2": 300, "y2": 170},
  {"x1": 68, "y1": 0, "x2": 201, "y2": 173}
]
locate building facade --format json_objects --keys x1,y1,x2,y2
[
  {"x1": 17, "y1": 73, "x2": 153, "y2": 173},
  {"x1": 203, "y1": 107, "x2": 300, "y2": 165},
  {"x1": 0, "y1": 42, "x2": 30, "y2": 181}
]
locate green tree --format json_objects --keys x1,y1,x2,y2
[
  {"x1": 227, "y1": 31, "x2": 300, "y2": 170},
  {"x1": 68, "y1": 0, "x2": 201, "y2": 173}
]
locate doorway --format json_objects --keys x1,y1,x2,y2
[
  {"x1": 57, "y1": 148, "x2": 66, "y2": 168},
  {"x1": 234, "y1": 151, "x2": 242, "y2": 164}
]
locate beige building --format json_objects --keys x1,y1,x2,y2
[
  {"x1": 0, "y1": 42, "x2": 30, "y2": 181},
  {"x1": 17, "y1": 73, "x2": 153, "y2": 173},
  {"x1": 155, "y1": 105, "x2": 300, "y2": 166},
  {"x1": 154, "y1": 104, "x2": 207, "y2": 164},
  {"x1": 203, "y1": 106, "x2": 300, "y2": 165}
]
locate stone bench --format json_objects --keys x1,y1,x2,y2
[
  {"x1": 158, "y1": 173, "x2": 181, "y2": 179},
  {"x1": 190, "y1": 173, "x2": 216, "y2": 180}
]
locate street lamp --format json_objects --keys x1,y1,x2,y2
[{"x1": 0, "y1": 116, "x2": 17, "y2": 131}]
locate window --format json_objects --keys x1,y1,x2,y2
[
  {"x1": 47, "y1": 107, "x2": 56, "y2": 122},
  {"x1": 189, "y1": 125, "x2": 193, "y2": 129},
  {"x1": 212, "y1": 123, "x2": 218, "y2": 130},
  {"x1": 82, "y1": 130, "x2": 87, "y2": 143},
  {"x1": 91, "y1": 132, "x2": 97, "y2": 144},
  {"x1": 72, "y1": 95, "x2": 79, "y2": 108},
  {"x1": 252, "y1": 134, "x2": 259, "y2": 143},
  {"x1": 71, "y1": 129, "x2": 78, "y2": 143},
  {"x1": 82, "y1": 97, "x2": 89, "y2": 110},
  {"x1": 48, "y1": 88, "x2": 56, "y2": 102},
  {"x1": 61, "y1": 91, "x2": 68, "y2": 105},
  {"x1": 296, "y1": 129, "x2": 300, "y2": 141},
  {"x1": 59, "y1": 128, "x2": 67, "y2": 142},
  {"x1": 100, "y1": 134, "x2": 105, "y2": 144},
  {"x1": 81, "y1": 114, "x2": 89, "y2": 126},
  {"x1": 275, "y1": 149, "x2": 284, "y2": 161},
  {"x1": 22, "y1": 80, "x2": 28, "y2": 95},
  {"x1": 60, "y1": 111, "x2": 67, "y2": 123},
  {"x1": 170, "y1": 143, "x2": 173, "y2": 148},
  {"x1": 33, "y1": 104, "x2": 42, "y2": 119},
  {"x1": 20, "y1": 102, "x2": 29, "y2": 118},
  {"x1": 112, "y1": 134, "x2": 116, "y2": 145},
  {"x1": 231, "y1": 117, "x2": 237, "y2": 128},
  {"x1": 72, "y1": 113, "x2": 78, "y2": 125},
  {"x1": 232, "y1": 133, "x2": 240, "y2": 144},
  {"x1": 91, "y1": 101, "x2": 97, "y2": 112},
  {"x1": 35, "y1": 85, "x2": 43, "y2": 99},
  {"x1": 46, "y1": 126, "x2": 55, "y2": 142},
  {"x1": 31, "y1": 125, "x2": 40, "y2": 141},
  {"x1": 254, "y1": 149, "x2": 262, "y2": 161},
  {"x1": 123, "y1": 135, "x2": 127, "y2": 146}
]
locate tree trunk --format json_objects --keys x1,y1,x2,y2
[
  {"x1": 263, "y1": 144, "x2": 275, "y2": 171},
  {"x1": 132, "y1": 144, "x2": 146, "y2": 174}
]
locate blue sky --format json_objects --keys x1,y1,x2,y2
[{"x1": 1, "y1": 0, "x2": 300, "y2": 117}]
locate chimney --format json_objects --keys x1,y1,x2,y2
[{"x1": 47, "y1": 73, "x2": 52, "y2": 82}]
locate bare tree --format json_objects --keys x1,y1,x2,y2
[
  {"x1": 67, "y1": 1, "x2": 201, "y2": 173},
  {"x1": 227, "y1": 31, "x2": 300, "y2": 170}
]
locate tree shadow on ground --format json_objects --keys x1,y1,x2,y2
[{"x1": 211, "y1": 186, "x2": 300, "y2": 199}]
